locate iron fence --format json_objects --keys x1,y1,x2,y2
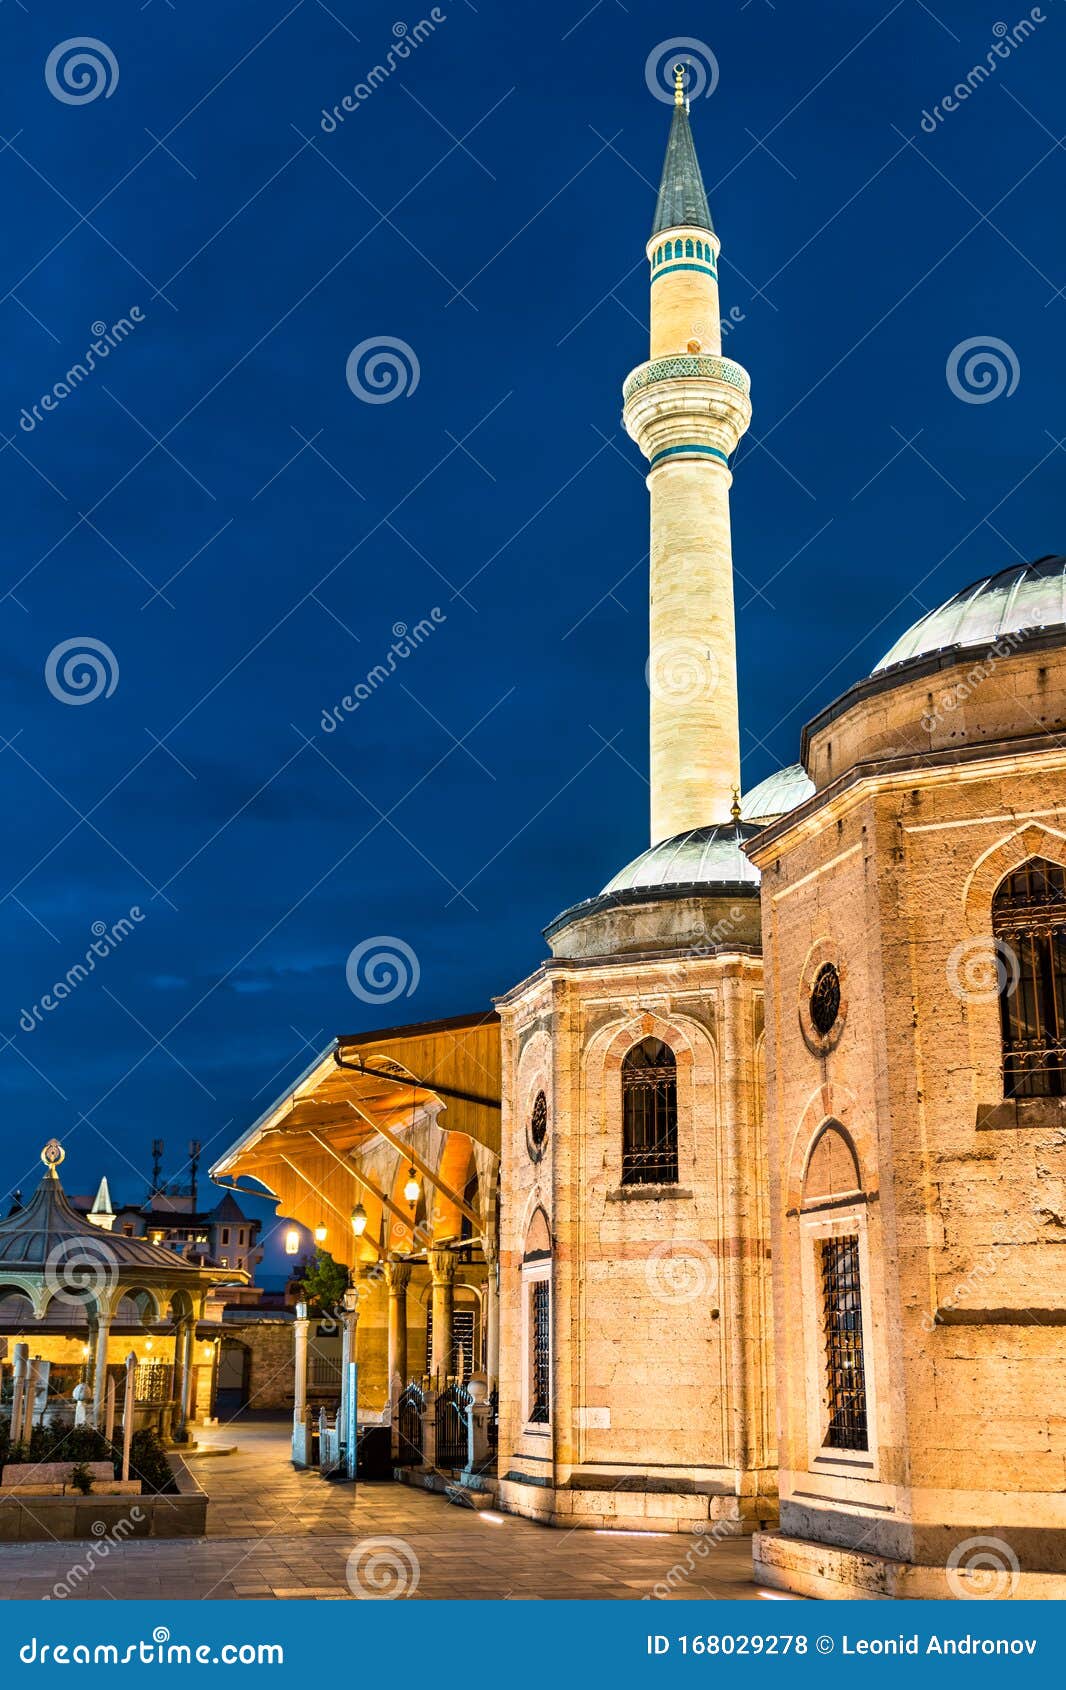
[
  {"x1": 435, "y1": 1380, "x2": 471, "y2": 1471},
  {"x1": 396, "y1": 1381, "x2": 424, "y2": 1466}
]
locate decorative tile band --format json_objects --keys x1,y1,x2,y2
[
  {"x1": 648, "y1": 443, "x2": 731, "y2": 470},
  {"x1": 650, "y1": 261, "x2": 718, "y2": 283},
  {"x1": 623, "y1": 355, "x2": 750, "y2": 403}
]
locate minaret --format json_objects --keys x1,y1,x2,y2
[{"x1": 623, "y1": 66, "x2": 752, "y2": 846}]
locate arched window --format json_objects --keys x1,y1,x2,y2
[
  {"x1": 685, "y1": 237, "x2": 694, "y2": 256},
  {"x1": 802, "y1": 1122, "x2": 868, "y2": 1454},
  {"x1": 664, "y1": 240, "x2": 673, "y2": 260},
  {"x1": 622, "y1": 1038, "x2": 678, "y2": 1184},
  {"x1": 993, "y1": 857, "x2": 1066, "y2": 1097}
]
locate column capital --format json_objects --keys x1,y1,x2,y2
[
  {"x1": 384, "y1": 1256, "x2": 413, "y2": 1293},
  {"x1": 428, "y1": 1246, "x2": 457, "y2": 1285}
]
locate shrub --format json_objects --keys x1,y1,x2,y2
[{"x1": 115, "y1": 1429, "x2": 176, "y2": 1496}]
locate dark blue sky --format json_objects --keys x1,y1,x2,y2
[{"x1": 2, "y1": 0, "x2": 1064, "y2": 1274}]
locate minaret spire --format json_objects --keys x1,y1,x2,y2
[{"x1": 623, "y1": 91, "x2": 752, "y2": 844}]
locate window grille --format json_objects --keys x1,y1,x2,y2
[
  {"x1": 819, "y1": 1235, "x2": 868, "y2": 1451},
  {"x1": 425, "y1": 1306, "x2": 476, "y2": 1379},
  {"x1": 134, "y1": 1361, "x2": 173, "y2": 1405},
  {"x1": 622, "y1": 1038, "x2": 678, "y2": 1184},
  {"x1": 529, "y1": 1280, "x2": 550, "y2": 1424},
  {"x1": 810, "y1": 962, "x2": 842, "y2": 1035},
  {"x1": 993, "y1": 857, "x2": 1066, "y2": 1098}
]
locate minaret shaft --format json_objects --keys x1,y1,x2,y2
[
  {"x1": 624, "y1": 172, "x2": 751, "y2": 844},
  {"x1": 648, "y1": 458, "x2": 742, "y2": 841}
]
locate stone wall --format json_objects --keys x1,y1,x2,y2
[
  {"x1": 751, "y1": 642, "x2": 1066, "y2": 1595},
  {"x1": 497, "y1": 937, "x2": 777, "y2": 1533}
]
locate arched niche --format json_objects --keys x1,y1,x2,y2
[
  {"x1": 803, "y1": 1121, "x2": 862, "y2": 1206},
  {"x1": 524, "y1": 1206, "x2": 552, "y2": 1260}
]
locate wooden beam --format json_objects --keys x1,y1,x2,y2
[
  {"x1": 278, "y1": 1155, "x2": 383, "y2": 1261},
  {"x1": 342, "y1": 1099, "x2": 481, "y2": 1228},
  {"x1": 334, "y1": 1051, "x2": 499, "y2": 1110},
  {"x1": 306, "y1": 1131, "x2": 415, "y2": 1233}
]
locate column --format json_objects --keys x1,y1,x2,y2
[
  {"x1": 85, "y1": 1319, "x2": 98, "y2": 1397},
  {"x1": 384, "y1": 1257, "x2": 412, "y2": 1400},
  {"x1": 172, "y1": 1317, "x2": 194, "y2": 1441},
  {"x1": 292, "y1": 1301, "x2": 311, "y2": 1467},
  {"x1": 11, "y1": 1341, "x2": 28, "y2": 1443},
  {"x1": 484, "y1": 1241, "x2": 500, "y2": 1392},
  {"x1": 337, "y1": 1286, "x2": 360, "y2": 1476},
  {"x1": 21, "y1": 1358, "x2": 40, "y2": 1443},
  {"x1": 428, "y1": 1247, "x2": 456, "y2": 1381},
  {"x1": 90, "y1": 1311, "x2": 112, "y2": 1429}
]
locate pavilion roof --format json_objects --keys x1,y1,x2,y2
[{"x1": 0, "y1": 1165, "x2": 246, "y2": 1289}]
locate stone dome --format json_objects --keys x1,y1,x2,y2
[
  {"x1": 740, "y1": 763, "x2": 814, "y2": 823},
  {"x1": 874, "y1": 555, "x2": 1066, "y2": 674},
  {"x1": 600, "y1": 821, "x2": 762, "y2": 896}
]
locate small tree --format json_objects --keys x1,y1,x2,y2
[{"x1": 294, "y1": 1247, "x2": 349, "y2": 1315}]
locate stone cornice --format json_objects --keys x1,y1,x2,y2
[{"x1": 746, "y1": 737, "x2": 1066, "y2": 866}]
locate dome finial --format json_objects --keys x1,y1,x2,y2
[
  {"x1": 731, "y1": 786, "x2": 742, "y2": 823},
  {"x1": 674, "y1": 62, "x2": 686, "y2": 107},
  {"x1": 41, "y1": 1139, "x2": 65, "y2": 1178}
]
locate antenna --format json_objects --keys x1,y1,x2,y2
[
  {"x1": 150, "y1": 1139, "x2": 164, "y2": 1201},
  {"x1": 188, "y1": 1139, "x2": 201, "y2": 1210}
]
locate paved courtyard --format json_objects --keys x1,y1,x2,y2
[{"x1": 0, "y1": 1420, "x2": 786, "y2": 1601}]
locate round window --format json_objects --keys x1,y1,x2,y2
[
  {"x1": 810, "y1": 963, "x2": 842, "y2": 1036},
  {"x1": 530, "y1": 1091, "x2": 548, "y2": 1149}
]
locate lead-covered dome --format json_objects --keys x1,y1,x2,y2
[
  {"x1": 544, "y1": 820, "x2": 763, "y2": 958},
  {"x1": 600, "y1": 821, "x2": 761, "y2": 895},
  {"x1": 740, "y1": 763, "x2": 814, "y2": 823},
  {"x1": 874, "y1": 555, "x2": 1066, "y2": 674}
]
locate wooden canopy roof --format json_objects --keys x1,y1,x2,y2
[{"x1": 209, "y1": 1012, "x2": 501, "y2": 1270}]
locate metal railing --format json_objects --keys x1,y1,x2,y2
[
  {"x1": 435, "y1": 1381, "x2": 471, "y2": 1471},
  {"x1": 396, "y1": 1382, "x2": 424, "y2": 1466}
]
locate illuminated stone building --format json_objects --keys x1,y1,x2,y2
[
  {"x1": 750, "y1": 560, "x2": 1066, "y2": 1599},
  {"x1": 208, "y1": 76, "x2": 1066, "y2": 1597}
]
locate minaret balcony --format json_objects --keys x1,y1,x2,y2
[
  {"x1": 622, "y1": 356, "x2": 752, "y2": 463},
  {"x1": 622, "y1": 353, "x2": 749, "y2": 405}
]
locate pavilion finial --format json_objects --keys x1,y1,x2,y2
[
  {"x1": 41, "y1": 1139, "x2": 65, "y2": 1178},
  {"x1": 673, "y1": 62, "x2": 686, "y2": 107}
]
